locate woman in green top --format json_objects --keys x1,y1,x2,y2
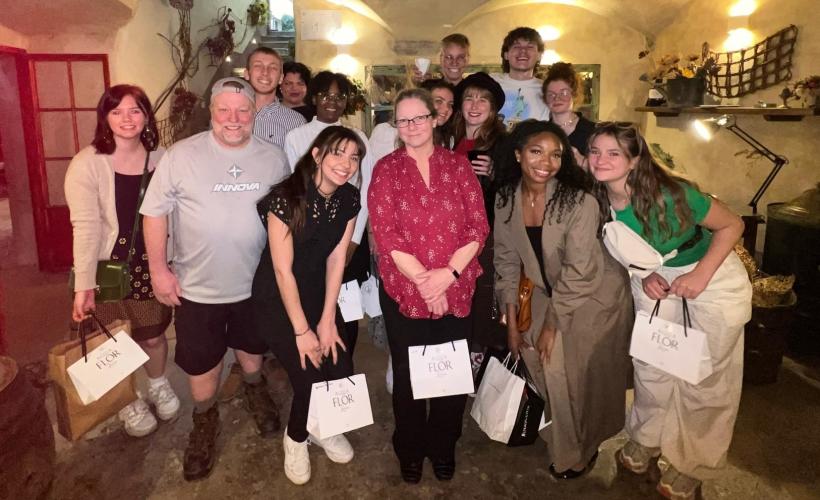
[{"x1": 588, "y1": 122, "x2": 752, "y2": 500}]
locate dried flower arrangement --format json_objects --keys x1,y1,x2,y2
[{"x1": 639, "y1": 44, "x2": 717, "y2": 83}]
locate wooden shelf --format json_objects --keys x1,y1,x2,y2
[{"x1": 635, "y1": 106, "x2": 819, "y2": 122}]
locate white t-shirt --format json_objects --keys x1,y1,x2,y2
[
  {"x1": 490, "y1": 73, "x2": 550, "y2": 127},
  {"x1": 368, "y1": 122, "x2": 399, "y2": 163},
  {"x1": 283, "y1": 118, "x2": 373, "y2": 245},
  {"x1": 140, "y1": 131, "x2": 289, "y2": 303}
]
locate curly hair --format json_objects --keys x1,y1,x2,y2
[
  {"x1": 588, "y1": 122, "x2": 697, "y2": 239},
  {"x1": 542, "y1": 61, "x2": 578, "y2": 99},
  {"x1": 494, "y1": 120, "x2": 590, "y2": 225}
]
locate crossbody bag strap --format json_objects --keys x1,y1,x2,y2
[{"x1": 124, "y1": 151, "x2": 152, "y2": 266}]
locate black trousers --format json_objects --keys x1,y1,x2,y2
[
  {"x1": 266, "y1": 323, "x2": 353, "y2": 443},
  {"x1": 379, "y1": 288, "x2": 470, "y2": 463}
]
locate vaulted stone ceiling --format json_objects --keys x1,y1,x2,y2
[
  {"x1": 356, "y1": 0, "x2": 695, "y2": 39},
  {"x1": 0, "y1": 0, "x2": 136, "y2": 36}
]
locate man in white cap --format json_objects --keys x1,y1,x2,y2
[{"x1": 141, "y1": 77, "x2": 289, "y2": 481}]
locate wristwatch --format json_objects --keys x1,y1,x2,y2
[{"x1": 447, "y1": 265, "x2": 460, "y2": 279}]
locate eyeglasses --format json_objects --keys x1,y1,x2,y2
[
  {"x1": 316, "y1": 92, "x2": 348, "y2": 103},
  {"x1": 394, "y1": 114, "x2": 432, "y2": 128},
  {"x1": 545, "y1": 88, "x2": 573, "y2": 100}
]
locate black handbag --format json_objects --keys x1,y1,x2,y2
[
  {"x1": 68, "y1": 153, "x2": 151, "y2": 303},
  {"x1": 507, "y1": 364, "x2": 548, "y2": 447}
]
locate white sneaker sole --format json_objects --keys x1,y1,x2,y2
[
  {"x1": 123, "y1": 420, "x2": 157, "y2": 438},
  {"x1": 308, "y1": 435, "x2": 354, "y2": 464},
  {"x1": 155, "y1": 403, "x2": 181, "y2": 422}
]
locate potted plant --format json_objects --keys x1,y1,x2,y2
[
  {"x1": 247, "y1": 0, "x2": 269, "y2": 27},
  {"x1": 639, "y1": 45, "x2": 717, "y2": 107},
  {"x1": 205, "y1": 8, "x2": 235, "y2": 65}
]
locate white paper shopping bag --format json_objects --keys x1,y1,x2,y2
[
  {"x1": 306, "y1": 374, "x2": 374, "y2": 439},
  {"x1": 338, "y1": 280, "x2": 364, "y2": 322},
  {"x1": 360, "y1": 275, "x2": 382, "y2": 317},
  {"x1": 408, "y1": 339, "x2": 474, "y2": 399},
  {"x1": 471, "y1": 355, "x2": 525, "y2": 443},
  {"x1": 629, "y1": 300, "x2": 713, "y2": 385},
  {"x1": 67, "y1": 328, "x2": 149, "y2": 405}
]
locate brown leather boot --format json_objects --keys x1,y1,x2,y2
[
  {"x1": 183, "y1": 406, "x2": 220, "y2": 481},
  {"x1": 243, "y1": 379, "x2": 281, "y2": 438}
]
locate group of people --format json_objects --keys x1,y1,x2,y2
[{"x1": 65, "y1": 25, "x2": 752, "y2": 500}]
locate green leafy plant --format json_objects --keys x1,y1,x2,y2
[{"x1": 247, "y1": 0, "x2": 269, "y2": 27}]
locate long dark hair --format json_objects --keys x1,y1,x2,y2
[
  {"x1": 495, "y1": 120, "x2": 590, "y2": 224},
  {"x1": 92, "y1": 84, "x2": 158, "y2": 154},
  {"x1": 451, "y1": 86, "x2": 506, "y2": 153},
  {"x1": 270, "y1": 126, "x2": 366, "y2": 235},
  {"x1": 588, "y1": 122, "x2": 696, "y2": 239},
  {"x1": 419, "y1": 78, "x2": 455, "y2": 147}
]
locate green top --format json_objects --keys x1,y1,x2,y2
[{"x1": 614, "y1": 183, "x2": 713, "y2": 267}]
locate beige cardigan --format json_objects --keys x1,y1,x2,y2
[{"x1": 64, "y1": 145, "x2": 166, "y2": 292}]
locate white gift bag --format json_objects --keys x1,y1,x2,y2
[
  {"x1": 360, "y1": 275, "x2": 382, "y2": 317},
  {"x1": 408, "y1": 339, "x2": 474, "y2": 399},
  {"x1": 337, "y1": 280, "x2": 364, "y2": 322},
  {"x1": 67, "y1": 326, "x2": 149, "y2": 405},
  {"x1": 306, "y1": 374, "x2": 374, "y2": 439},
  {"x1": 629, "y1": 299, "x2": 713, "y2": 385},
  {"x1": 471, "y1": 354, "x2": 525, "y2": 443}
]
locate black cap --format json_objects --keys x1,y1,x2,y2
[{"x1": 454, "y1": 72, "x2": 505, "y2": 112}]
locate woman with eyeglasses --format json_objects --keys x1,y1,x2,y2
[
  {"x1": 543, "y1": 62, "x2": 596, "y2": 169},
  {"x1": 368, "y1": 88, "x2": 489, "y2": 483},
  {"x1": 588, "y1": 122, "x2": 751, "y2": 500},
  {"x1": 284, "y1": 71, "x2": 374, "y2": 362},
  {"x1": 450, "y1": 72, "x2": 508, "y2": 369},
  {"x1": 494, "y1": 119, "x2": 633, "y2": 480},
  {"x1": 252, "y1": 126, "x2": 365, "y2": 485}
]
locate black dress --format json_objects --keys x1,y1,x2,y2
[
  {"x1": 551, "y1": 113, "x2": 596, "y2": 156},
  {"x1": 250, "y1": 181, "x2": 360, "y2": 442}
]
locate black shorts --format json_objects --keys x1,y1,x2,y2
[{"x1": 174, "y1": 297, "x2": 267, "y2": 376}]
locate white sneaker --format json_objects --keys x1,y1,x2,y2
[
  {"x1": 118, "y1": 397, "x2": 157, "y2": 437},
  {"x1": 147, "y1": 378, "x2": 181, "y2": 421},
  {"x1": 386, "y1": 355, "x2": 393, "y2": 395},
  {"x1": 283, "y1": 428, "x2": 311, "y2": 485},
  {"x1": 308, "y1": 432, "x2": 354, "y2": 464}
]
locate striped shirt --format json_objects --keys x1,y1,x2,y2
[{"x1": 253, "y1": 100, "x2": 307, "y2": 149}]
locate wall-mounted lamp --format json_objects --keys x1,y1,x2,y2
[
  {"x1": 541, "y1": 50, "x2": 561, "y2": 65},
  {"x1": 693, "y1": 114, "x2": 789, "y2": 250},
  {"x1": 328, "y1": 26, "x2": 359, "y2": 74},
  {"x1": 537, "y1": 25, "x2": 561, "y2": 65},
  {"x1": 724, "y1": 0, "x2": 756, "y2": 50}
]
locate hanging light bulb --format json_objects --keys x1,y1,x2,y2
[{"x1": 225, "y1": 55, "x2": 232, "y2": 63}]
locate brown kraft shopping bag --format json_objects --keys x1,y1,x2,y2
[{"x1": 48, "y1": 318, "x2": 138, "y2": 440}]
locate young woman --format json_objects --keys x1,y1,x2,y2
[
  {"x1": 64, "y1": 85, "x2": 179, "y2": 438},
  {"x1": 542, "y1": 62, "x2": 596, "y2": 168},
  {"x1": 278, "y1": 61, "x2": 314, "y2": 121},
  {"x1": 368, "y1": 88, "x2": 489, "y2": 483},
  {"x1": 451, "y1": 71, "x2": 508, "y2": 364},
  {"x1": 588, "y1": 122, "x2": 752, "y2": 500},
  {"x1": 419, "y1": 78, "x2": 455, "y2": 147},
  {"x1": 251, "y1": 126, "x2": 364, "y2": 485},
  {"x1": 493, "y1": 119, "x2": 633, "y2": 479}
]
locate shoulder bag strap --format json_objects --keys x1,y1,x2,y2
[{"x1": 124, "y1": 151, "x2": 152, "y2": 266}]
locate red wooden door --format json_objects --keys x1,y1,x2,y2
[{"x1": 26, "y1": 54, "x2": 109, "y2": 272}]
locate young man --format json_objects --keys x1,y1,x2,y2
[
  {"x1": 412, "y1": 33, "x2": 470, "y2": 86},
  {"x1": 244, "y1": 47, "x2": 306, "y2": 148},
  {"x1": 491, "y1": 27, "x2": 550, "y2": 127},
  {"x1": 141, "y1": 78, "x2": 289, "y2": 481}
]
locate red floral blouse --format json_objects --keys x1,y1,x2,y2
[{"x1": 368, "y1": 146, "x2": 489, "y2": 319}]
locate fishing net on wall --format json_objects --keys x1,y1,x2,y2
[{"x1": 706, "y1": 25, "x2": 798, "y2": 98}]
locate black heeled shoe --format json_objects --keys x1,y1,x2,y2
[
  {"x1": 549, "y1": 451, "x2": 599, "y2": 480},
  {"x1": 400, "y1": 460, "x2": 423, "y2": 484},
  {"x1": 431, "y1": 458, "x2": 456, "y2": 481}
]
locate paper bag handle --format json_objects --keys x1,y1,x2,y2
[
  {"x1": 648, "y1": 298, "x2": 692, "y2": 338},
  {"x1": 79, "y1": 312, "x2": 117, "y2": 362},
  {"x1": 421, "y1": 341, "x2": 457, "y2": 356}
]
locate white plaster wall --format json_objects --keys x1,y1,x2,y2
[{"x1": 644, "y1": 0, "x2": 820, "y2": 252}]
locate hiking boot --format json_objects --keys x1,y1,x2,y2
[
  {"x1": 118, "y1": 396, "x2": 157, "y2": 437},
  {"x1": 617, "y1": 439, "x2": 661, "y2": 474},
  {"x1": 147, "y1": 378, "x2": 181, "y2": 421},
  {"x1": 309, "y1": 432, "x2": 354, "y2": 463},
  {"x1": 183, "y1": 406, "x2": 220, "y2": 481},
  {"x1": 262, "y1": 356, "x2": 291, "y2": 395},
  {"x1": 217, "y1": 362, "x2": 243, "y2": 403},
  {"x1": 283, "y1": 429, "x2": 311, "y2": 485},
  {"x1": 243, "y1": 379, "x2": 281, "y2": 437},
  {"x1": 657, "y1": 459, "x2": 703, "y2": 500}
]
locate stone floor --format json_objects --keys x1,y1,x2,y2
[{"x1": 2, "y1": 247, "x2": 819, "y2": 500}]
